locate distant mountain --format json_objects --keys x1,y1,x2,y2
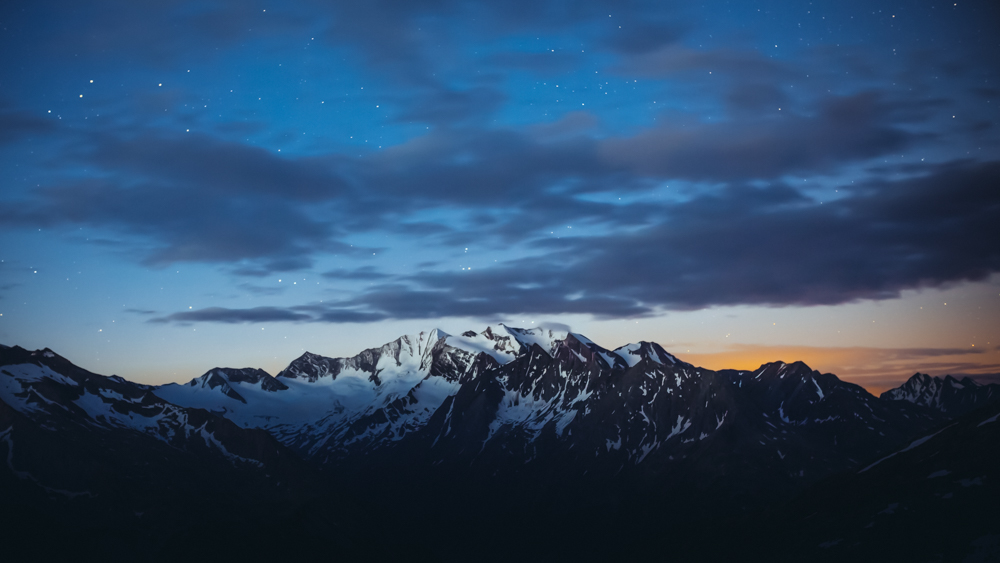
[
  {"x1": 0, "y1": 344, "x2": 298, "y2": 477},
  {"x1": 881, "y1": 372, "x2": 1000, "y2": 416},
  {"x1": 153, "y1": 324, "x2": 944, "y2": 500},
  {"x1": 5, "y1": 329, "x2": 995, "y2": 561}
]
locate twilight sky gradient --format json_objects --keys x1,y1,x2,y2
[{"x1": 1, "y1": 0, "x2": 998, "y2": 392}]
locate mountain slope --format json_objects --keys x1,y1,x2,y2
[{"x1": 733, "y1": 399, "x2": 1000, "y2": 562}]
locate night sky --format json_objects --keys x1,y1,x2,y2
[{"x1": 1, "y1": 0, "x2": 998, "y2": 391}]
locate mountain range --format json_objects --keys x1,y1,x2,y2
[{"x1": 2, "y1": 325, "x2": 998, "y2": 561}]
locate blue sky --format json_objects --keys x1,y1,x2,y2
[{"x1": 1, "y1": 0, "x2": 998, "y2": 390}]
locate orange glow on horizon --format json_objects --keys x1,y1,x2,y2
[{"x1": 677, "y1": 344, "x2": 1000, "y2": 396}]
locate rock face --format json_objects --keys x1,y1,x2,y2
[{"x1": 881, "y1": 372, "x2": 1000, "y2": 416}]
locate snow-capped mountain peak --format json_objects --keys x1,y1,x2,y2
[
  {"x1": 444, "y1": 324, "x2": 572, "y2": 362},
  {"x1": 176, "y1": 367, "x2": 288, "y2": 404},
  {"x1": 444, "y1": 328, "x2": 519, "y2": 364},
  {"x1": 500, "y1": 324, "x2": 569, "y2": 356},
  {"x1": 613, "y1": 341, "x2": 678, "y2": 368}
]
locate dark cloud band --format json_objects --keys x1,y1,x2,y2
[{"x1": 146, "y1": 159, "x2": 1000, "y2": 323}]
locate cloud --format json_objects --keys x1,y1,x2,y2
[
  {"x1": 882, "y1": 347, "x2": 985, "y2": 359},
  {"x1": 529, "y1": 111, "x2": 600, "y2": 142},
  {"x1": 149, "y1": 303, "x2": 389, "y2": 325},
  {"x1": 81, "y1": 133, "x2": 348, "y2": 201},
  {"x1": 154, "y1": 158, "x2": 1000, "y2": 324},
  {"x1": 616, "y1": 45, "x2": 793, "y2": 81},
  {"x1": 12, "y1": 125, "x2": 996, "y2": 323},
  {"x1": 306, "y1": 308, "x2": 391, "y2": 323},
  {"x1": 516, "y1": 159, "x2": 999, "y2": 310},
  {"x1": 0, "y1": 105, "x2": 54, "y2": 145},
  {"x1": 602, "y1": 21, "x2": 686, "y2": 54},
  {"x1": 9, "y1": 0, "x2": 311, "y2": 66},
  {"x1": 724, "y1": 83, "x2": 789, "y2": 113},
  {"x1": 536, "y1": 321, "x2": 573, "y2": 333},
  {"x1": 2, "y1": 132, "x2": 353, "y2": 269},
  {"x1": 321, "y1": 266, "x2": 392, "y2": 281},
  {"x1": 231, "y1": 257, "x2": 315, "y2": 278},
  {"x1": 319, "y1": 1, "x2": 681, "y2": 75},
  {"x1": 353, "y1": 284, "x2": 654, "y2": 320},
  {"x1": 235, "y1": 283, "x2": 286, "y2": 296},
  {"x1": 150, "y1": 306, "x2": 313, "y2": 324},
  {"x1": 355, "y1": 128, "x2": 615, "y2": 206},
  {"x1": 600, "y1": 92, "x2": 913, "y2": 181},
  {"x1": 19, "y1": 178, "x2": 334, "y2": 267},
  {"x1": 316, "y1": 159, "x2": 999, "y2": 320},
  {"x1": 393, "y1": 86, "x2": 507, "y2": 125},
  {"x1": 124, "y1": 308, "x2": 157, "y2": 315},
  {"x1": 485, "y1": 50, "x2": 582, "y2": 73},
  {"x1": 0, "y1": 124, "x2": 622, "y2": 268},
  {"x1": 0, "y1": 81, "x2": 940, "y2": 278}
]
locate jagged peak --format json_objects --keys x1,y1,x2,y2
[
  {"x1": 199, "y1": 367, "x2": 287, "y2": 392},
  {"x1": 892, "y1": 373, "x2": 981, "y2": 393},
  {"x1": 613, "y1": 341, "x2": 678, "y2": 368},
  {"x1": 943, "y1": 374, "x2": 980, "y2": 388},
  {"x1": 438, "y1": 324, "x2": 573, "y2": 364},
  {"x1": 444, "y1": 326, "x2": 520, "y2": 364},
  {"x1": 901, "y1": 372, "x2": 935, "y2": 386},
  {"x1": 283, "y1": 350, "x2": 340, "y2": 368},
  {"x1": 559, "y1": 333, "x2": 624, "y2": 369},
  {"x1": 885, "y1": 373, "x2": 950, "y2": 396},
  {"x1": 389, "y1": 329, "x2": 449, "y2": 359},
  {"x1": 882, "y1": 373, "x2": 937, "y2": 401},
  {"x1": 501, "y1": 325, "x2": 569, "y2": 356},
  {"x1": 181, "y1": 367, "x2": 287, "y2": 396},
  {"x1": 744, "y1": 361, "x2": 828, "y2": 384},
  {"x1": 756, "y1": 360, "x2": 813, "y2": 373},
  {"x1": 882, "y1": 371, "x2": 999, "y2": 415},
  {"x1": 277, "y1": 350, "x2": 342, "y2": 382},
  {"x1": 171, "y1": 369, "x2": 249, "y2": 403},
  {"x1": 425, "y1": 328, "x2": 450, "y2": 342},
  {"x1": 29, "y1": 347, "x2": 60, "y2": 359}
]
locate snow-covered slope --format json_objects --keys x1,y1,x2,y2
[
  {"x1": 156, "y1": 329, "x2": 472, "y2": 458},
  {"x1": 0, "y1": 344, "x2": 303, "y2": 503},
  {"x1": 154, "y1": 325, "x2": 581, "y2": 458},
  {"x1": 150, "y1": 326, "x2": 946, "y2": 484}
]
